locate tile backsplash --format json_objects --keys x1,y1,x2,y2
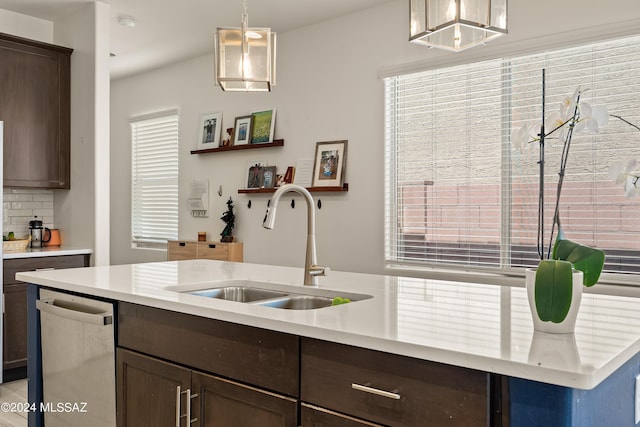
[{"x1": 3, "y1": 189, "x2": 55, "y2": 239}]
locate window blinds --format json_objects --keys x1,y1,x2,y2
[
  {"x1": 385, "y1": 35, "x2": 640, "y2": 276},
  {"x1": 131, "y1": 110, "x2": 179, "y2": 248}
]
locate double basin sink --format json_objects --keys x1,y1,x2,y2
[{"x1": 169, "y1": 280, "x2": 372, "y2": 310}]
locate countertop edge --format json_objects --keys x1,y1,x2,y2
[{"x1": 3, "y1": 247, "x2": 93, "y2": 259}]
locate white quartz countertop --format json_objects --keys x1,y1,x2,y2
[
  {"x1": 3, "y1": 246, "x2": 93, "y2": 259},
  {"x1": 16, "y1": 259, "x2": 640, "y2": 390}
]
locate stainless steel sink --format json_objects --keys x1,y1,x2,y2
[
  {"x1": 189, "y1": 287, "x2": 288, "y2": 302},
  {"x1": 170, "y1": 280, "x2": 372, "y2": 310},
  {"x1": 256, "y1": 295, "x2": 334, "y2": 310}
]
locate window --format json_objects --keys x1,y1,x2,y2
[
  {"x1": 131, "y1": 110, "x2": 179, "y2": 248},
  {"x1": 385, "y1": 35, "x2": 640, "y2": 278}
]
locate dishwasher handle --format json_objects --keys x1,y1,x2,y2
[{"x1": 36, "y1": 298, "x2": 113, "y2": 326}]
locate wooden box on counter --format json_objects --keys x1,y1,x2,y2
[{"x1": 167, "y1": 240, "x2": 243, "y2": 262}]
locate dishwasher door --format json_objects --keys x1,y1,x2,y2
[{"x1": 36, "y1": 289, "x2": 116, "y2": 427}]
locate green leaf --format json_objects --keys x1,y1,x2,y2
[
  {"x1": 534, "y1": 260, "x2": 574, "y2": 323},
  {"x1": 552, "y1": 238, "x2": 605, "y2": 287}
]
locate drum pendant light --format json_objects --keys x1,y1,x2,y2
[
  {"x1": 214, "y1": 0, "x2": 276, "y2": 91},
  {"x1": 410, "y1": 0, "x2": 507, "y2": 52}
]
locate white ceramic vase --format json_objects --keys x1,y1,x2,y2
[{"x1": 525, "y1": 268, "x2": 584, "y2": 334}]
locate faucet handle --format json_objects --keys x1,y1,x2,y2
[{"x1": 309, "y1": 265, "x2": 330, "y2": 277}]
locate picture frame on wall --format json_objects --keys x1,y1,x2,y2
[
  {"x1": 262, "y1": 166, "x2": 277, "y2": 188},
  {"x1": 197, "y1": 112, "x2": 222, "y2": 149},
  {"x1": 250, "y1": 109, "x2": 276, "y2": 144},
  {"x1": 233, "y1": 115, "x2": 253, "y2": 146},
  {"x1": 312, "y1": 140, "x2": 348, "y2": 188},
  {"x1": 247, "y1": 162, "x2": 264, "y2": 188}
]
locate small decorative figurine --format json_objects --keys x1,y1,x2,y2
[{"x1": 220, "y1": 197, "x2": 235, "y2": 242}]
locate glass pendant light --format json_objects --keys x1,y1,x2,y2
[
  {"x1": 215, "y1": 0, "x2": 276, "y2": 91},
  {"x1": 410, "y1": 0, "x2": 507, "y2": 52}
]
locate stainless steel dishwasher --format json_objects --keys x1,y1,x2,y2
[{"x1": 36, "y1": 289, "x2": 116, "y2": 427}]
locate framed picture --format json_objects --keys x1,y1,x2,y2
[
  {"x1": 233, "y1": 115, "x2": 253, "y2": 146},
  {"x1": 312, "y1": 140, "x2": 348, "y2": 188},
  {"x1": 197, "y1": 112, "x2": 222, "y2": 149},
  {"x1": 262, "y1": 166, "x2": 277, "y2": 188},
  {"x1": 250, "y1": 109, "x2": 276, "y2": 144},
  {"x1": 247, "y1": 163, "x2": 264, "y2": 188}
]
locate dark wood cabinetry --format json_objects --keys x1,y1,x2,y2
[
  {"x1": 301, "y1": 338, "x2": 500, "y2": 427},
  {"x1": 117, "y1": 303, "x2": 300, "y2": 427},
  {"x1": 2, "y1": 254, "x2": 89, "y2": 373},
  {"x1": 301, "y1": 404, "x2": 384, "y2": 427},
  {"x1": 0, "y1": 33, "x2": 72, "y2": 189},
  {"x1": 116, "y1": 303, "x2": 507, "y2": 427}
]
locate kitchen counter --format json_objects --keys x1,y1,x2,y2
[
  {"x1": 16, "y1": 259, "x2": 640, "y2": 392},
  {"x1": 3, "y1": 246, "x2": 92, "y2": 259}
]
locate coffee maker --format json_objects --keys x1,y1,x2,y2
[{"x1": 29, "y1": 216, "x2": 51, "y2": 248}]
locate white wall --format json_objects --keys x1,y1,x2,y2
[
  {"x1": 53, "y1": 2, "x2": 111, "y2": 266},
  {"x1": 110, "y1": 0, "x2": 640, "y2": 274},
  {"x1": 0, "y1": 9, "x2": 53, "y2": 42}
]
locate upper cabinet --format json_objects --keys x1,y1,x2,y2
[{"x1": 0, "y1": 33, "x2": 72, "y2": 189}]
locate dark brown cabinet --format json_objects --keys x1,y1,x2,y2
[
  {"x1": 0, "y1": 32, "x2": 72, "y2": 189},
  {"x1": 2, "y1": 254, "x2": 89, "y2": 373},
  {"x1": 117, "y1": 348, "x2": 298, "y2": 427},
  {"x1": 117, "y1": 303, "x2": 299, "y2": 427},
  {"x1": 301, "y1": 403, "x2": 385, "y2": 427},
  {"x1": 2, "y1": 283, "x2": 27, "y2": 370},
  {"x1": 301, "y1": 338, "x2": 499, "y2": 427},
  {"x1": 116, "y1": 303, "x2": 507, "y2": 427}
]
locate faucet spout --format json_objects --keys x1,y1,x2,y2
[{"x1": 263, "y1": 184, "x2": 327, "y2": 286}]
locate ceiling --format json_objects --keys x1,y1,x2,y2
[{"x1": 0, "y1": 0, "x2": 393, "y2": 79}]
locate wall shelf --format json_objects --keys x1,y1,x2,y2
[
  {"x1": 238, "y1": 183, "x2": 349, "y2": 194},
  {"x1": 191, "y1": 139, "x2": 284, "y2": 155}
]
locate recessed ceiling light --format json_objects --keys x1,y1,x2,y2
[{"x1": 118, "y1": 15, "x2": 136, "y2": 28}]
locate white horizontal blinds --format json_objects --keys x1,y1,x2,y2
[
  {"x1": 386, "y1": 59, "x2": 506, "y2": 268},
  {"x1": 131, "y1": 111, "x2": 179, "y2": 248},
  {"x1": 386, "y1": 34, "x2": 640, "y2": 275},
  {"x1": 509, "y1": 37, "x2": 640, "y2": 273}
]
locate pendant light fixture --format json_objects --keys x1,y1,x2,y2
[
  {"x1": 214, "y1": 0, "x2": 276, "y2": 91},
  {"x1": 409, "y1": 0, "x2": 507, "y2": 52}
]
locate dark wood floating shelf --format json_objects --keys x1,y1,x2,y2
[
  {"x1": 191, "y1": 139, "x2": 284, "y2": 155},
  {"x1": 238, "y1": 183, "x2": 349, "y2": 194}
]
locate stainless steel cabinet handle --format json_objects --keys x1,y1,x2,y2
[
  {"x1": 35, "y1": 268, "x2": 55, "y2": 271},
  {"x1": 175, "y1": 386, "x2": 181, "y2": 427},
  {"x1": 351, "y1": 383, "x2": 401, "y2": 400},
  {"x1": 36, "y1": 299, "x2": 113, "y2": 326},
  {"x1": 175, "y1": 386, "x2": 192, "y2": 426}
]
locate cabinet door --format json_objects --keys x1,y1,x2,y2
[
  {"x1": 117, "y1": 348, "x2": 192, "y2": 427},
  {"x1": 301, "y1": 403, "x2": 385, "y2": 427},
  {"x1": 192, "y1": 370, "x2": 297, "y2": 427},
  {"x1": 0, "y1": 35, "x2": 71, "y2": 189},
  {"x1": 2, "y1": 283, "x2": 27, "y2": 370}
]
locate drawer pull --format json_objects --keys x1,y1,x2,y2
[
  {"x1": 179, "y1": 242, "x2": 186, "y2": 247},
  {"x1": 35, "y1": 268, "x2": 55, "y2": 272},
  {"x1": 351, "y1": 383, "x2": 401, "y2": 400},
  {"x1": 208, "y1": 244, "x2": 216, "y2": 249}
]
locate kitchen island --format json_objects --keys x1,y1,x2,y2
[{"x1": 18, "y1": 259, "x2": 640, "y2": 426}]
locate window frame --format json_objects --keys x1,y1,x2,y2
[
  {"x1": 384, "y1": 35, "x2": 640, "y2": 287},
  {"x1": 130, "y1": 109, "x2": 180, "y2": 250}
]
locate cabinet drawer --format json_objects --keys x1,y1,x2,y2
[
  {"x1": 118, "y1": 303, "x2": 299, "y2": 396},
  {"x1": 197, "y1": 242, "x2": 228, "y2": 260},
  {"x1": 301, "y1": 338, "x2": 489, "y2": 427},
  {"x1": 3, "y1": 254, "x2": 89, "y2": 285},
  {"x1": 301, "y1": 403, "x2": 385, "y2": 427},
  {"x1": 167, "y1": 241, "x2": 197, "y2": 260}
]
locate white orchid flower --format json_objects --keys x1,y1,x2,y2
[
  {"x1": 609, "y1": 159, "x2": 639, "y2": 197},
  {"x1": 511, "y1": 124, "x2": 538, "y2": 150}
]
